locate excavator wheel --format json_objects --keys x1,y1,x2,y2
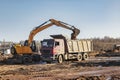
[
  {"x1": 32, "y1": 54, "x2": 41, "y2": 62},
  {"x1": 22, "y1": 55, "x2": 32, "y2": 64},
  {"x1": 11, "y1": 46, "x2": 17, "y2": 55}
]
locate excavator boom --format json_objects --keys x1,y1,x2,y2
[{"x1": 28, "y1": 19, "x2": 80, "y2": 46}]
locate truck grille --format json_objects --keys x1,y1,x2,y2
[
  {"x1": 42, "y1": 50, "x2": 50, "y2": 54},
  {"x1": 41, "y1": 50, "x2": 53, "y2": 58}
]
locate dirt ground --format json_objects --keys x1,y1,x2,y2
[{"x1": 0, "y1": 53, "x2": 120, "y2": 80}]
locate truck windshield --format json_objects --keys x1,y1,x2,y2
[{"x1": 41, "y1": 40, "x2": 54, "y2": 47}]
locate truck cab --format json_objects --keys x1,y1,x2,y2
[{"x1": 40, "y1": 38, "x2": 65, "y2": 62}]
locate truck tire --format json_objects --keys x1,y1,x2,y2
[
  {"x1": 57, "y1": 55, "x2": 63, "y2": 63},
  {"x1": 83, "y1": 53, "x2": 89, "y2": 60},
  {"x1": 77, "y1": 53, "x2": 82, "y2": 61}
]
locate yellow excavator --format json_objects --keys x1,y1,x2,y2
[{"x1": 11, "y1": 19, "x2": 80, "y2": 63}]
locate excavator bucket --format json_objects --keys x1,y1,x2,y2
[{"x1": 71, "y1": 27, "x2": 80, "y2": 39}]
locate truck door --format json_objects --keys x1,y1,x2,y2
[{"x1": 54, "y1": 39, "x2": 64, "y2": 54}]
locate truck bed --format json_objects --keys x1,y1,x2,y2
[{"x1": 67, "y1": 40, "x2": 93, "y2": 53}]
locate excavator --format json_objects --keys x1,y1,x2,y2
[{"x1": 11, "y1": 19, "x2": 80, "y2": 63}]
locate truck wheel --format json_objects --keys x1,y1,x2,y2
[
  {"x1": 77, "y1": 53, "x2": 82, "y2": 61},
  {"x1": 83, "y1": 53, "x2": 89, "y2": 60},
  {"x1": 58, "y1": 55, "x2": 63, "y2": 63}
]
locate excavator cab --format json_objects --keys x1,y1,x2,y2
[{"x1": 24, "y1": 40, "x2": 37, "y2": 52}]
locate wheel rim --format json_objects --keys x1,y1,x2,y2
[
  {"x1": 58, "y1": 55, "x2": 63, "y2": 63},
  {"x1": 83, "y1": 53, "x2": 88, "y2": 60},
  {"x1": 77, "y1": 53, "x2": 82, "y2": 61}
]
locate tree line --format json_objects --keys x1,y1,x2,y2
[{"x1": 92, "y1": 36, "x2": 120, "y2": 51}]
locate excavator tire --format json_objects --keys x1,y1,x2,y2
[
  {"x1": 11, "y1": 46, "x2": 17, "y2": 55},
  {"x1": 32, "y1": 54, "x2": 41, "y2": 62},
  {"x1": 22, "y1": 55, "x2": 32, "y2": 64}
]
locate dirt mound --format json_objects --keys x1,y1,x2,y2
[{"x1": 0, "y1": 54, "x2": 13, "y2": 63}]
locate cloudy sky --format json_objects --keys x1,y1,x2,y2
[{"x1": 0, "y1": 0, "x2": 120, "y2": 42}]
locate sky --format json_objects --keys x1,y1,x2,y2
[{"x1": 0, "y1": 0, "x2": 120, "y2": 42}]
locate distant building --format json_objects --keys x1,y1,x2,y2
[{"x1": 0, "y1": 41, "x2": 13, "y2": 54}]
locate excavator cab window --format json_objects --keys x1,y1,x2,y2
[
  {"x1": 23, "y1": 40, "x2": 36, "y2": 52},
  {"x1": 24, "y1": 40, "x2": 28, "y2": 46},
  {"x1": 19, "y1": 41, "x2": 25, "y2": 46},
  {"x1": 30, "y1": 41, "x2": 36, "y2": 52}
]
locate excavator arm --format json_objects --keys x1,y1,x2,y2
[{"x1": 28, "y1": 19, "x2": 80, "y2": 46}]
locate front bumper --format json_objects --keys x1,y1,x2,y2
[{"x1": 41, "y1": 54, "x2": 57, "y2": 62}]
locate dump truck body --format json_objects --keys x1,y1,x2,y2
[
  {"x1": 67, "y1": 40, "x2": 92, "y2": 53},
  {"x1": 41, "y1": 35, "x2": 93, "y2": 63}
]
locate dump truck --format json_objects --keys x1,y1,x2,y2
[{"x1": 41, "y1": 35, "x2": 93, "y2": 63}]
